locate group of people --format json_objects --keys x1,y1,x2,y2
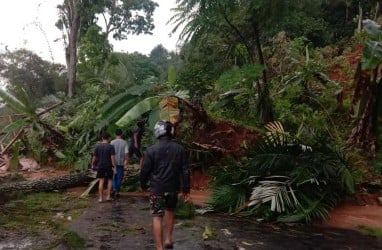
[
  {"x1": 91, "y1": 122, "x2": 144, "y2": 202},
  {"x1": 91, "y1": 120, "x2": 191, "y2": 250}
]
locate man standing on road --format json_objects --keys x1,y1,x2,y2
[
  {"x1": 111, "y1": 128, "x2": 129, "y2": 199},
  {"x1": 140, "y1": 120, "x2": 190, "y2": 250},
  {"x1": 92, "y1": 131, "x2": 117, "y2": 202}
]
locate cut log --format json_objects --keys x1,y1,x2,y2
[{"x1": 0, "y1": 172, "x2": 93, "y2": 200}]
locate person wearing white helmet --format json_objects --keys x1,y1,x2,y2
[{"x1": 140, "y1": 120, "x2": 190, "y2": 250}]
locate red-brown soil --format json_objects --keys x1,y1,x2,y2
[{"x1": 319, "y1": 192, "x2": 382, "y2": 230}]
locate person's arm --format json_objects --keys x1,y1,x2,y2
[
  {"x1": 110, "y1": 146, "x2": 117, "y2": 174},
  {"x1": 140, "y1": 150, "x2": 152, "y2": 191},
  {"x1": 91, "y1": 156, "x2": 97, "y2": 167},
  {"x1": 92, "y1": 146, "x2": 98, "y2": 168},
  {"x1": 181, "y1": 148, "x2": 191, "y2": 201},
  {"x1": 124, "y1": 144, "x2": 129, "y2": 168},
  {"x1": 111, "y1": 154, "x2": 117, "y2": 174}
]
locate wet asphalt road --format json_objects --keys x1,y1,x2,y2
[{"x1": 68, "y1": 194, "x2": 382, "y2": 250}]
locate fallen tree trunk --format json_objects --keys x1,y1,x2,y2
[{"x1": 0, "y1": 172, "x2": 93, "y2": 201}]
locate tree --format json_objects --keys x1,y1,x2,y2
[
  {"x1": 149, "y1": 44, "x2": 170, "y2": 81},
  {"x1": 170, "y1": 0, "x2": 290, "y2": 123},
  {"x1": 0, "y1": 49, "x2": 63, "y2": 99},
  {"x1": 56, "y1": 0, "x2": 158, "y2": 97},
  {"x1": 56, "y1": 0, "x2": 81, "y2": 98}
]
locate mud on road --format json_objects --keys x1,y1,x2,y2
[{"x1": 64, "y1": 193, "x2": 382, "y2": 250}]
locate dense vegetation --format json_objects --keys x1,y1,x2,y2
[{"x1": 1, "y1": 0, "x2": 382, "y2": 224}]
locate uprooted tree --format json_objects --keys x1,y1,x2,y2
[{"x1": 347, "y1": 20, "x2": 382, "y2": 168}]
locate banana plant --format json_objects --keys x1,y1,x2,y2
[{"x1": 115, "y1": 90, "x2": 189, "y2": 128}]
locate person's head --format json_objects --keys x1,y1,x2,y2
[
  {"x1": 154, "y1": 120, "x2": 173, "y2": 139},
  {"x1": 101, "y1": 131, "x2": 111, "y2": 140},
  {"x1": 115, "y1": 128, "x2": 123, "y2": 137}
]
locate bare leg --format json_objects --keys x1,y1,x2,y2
[
  {"x1": 98, "y1": 178, "x2": 104, "y2": 202},
  {"x1": 164, "y1": 210, "x2": 175, "y2": 246},
  {"x1": 106, "y1": 178, "x2": 113, "y2": 200},
  {"x1": 153, "y1": 216, "x2": 164, "y2": 250}
]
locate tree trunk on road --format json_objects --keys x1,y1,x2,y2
[{"x1": 0, "y1": 172, "x2": 93, "y2": 202}]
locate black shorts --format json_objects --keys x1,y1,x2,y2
[
  {"x1": 128, "y1": 146, "x2": 142, "y2": 159},
  {"x1": 96, "y1": 167, "x2": 113, "y2": 179},
  {"x1": 149, "y1": 192, "x2": 178, "y2": 217}
]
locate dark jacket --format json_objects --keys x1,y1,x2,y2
[{"x1": 140, "y1": 137, "x2": 190, "y2": 194}]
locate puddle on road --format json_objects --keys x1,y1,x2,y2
[{"x1": 0, "y1": 238, "x2": 32, "y2": 250}]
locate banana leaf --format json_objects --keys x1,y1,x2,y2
[{"x1": 116, "y1": 96, "x2": 161, "y2": 127}]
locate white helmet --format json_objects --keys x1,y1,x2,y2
[{"x1": 154, "y1": 120, "x2": 173, "y2": 138}]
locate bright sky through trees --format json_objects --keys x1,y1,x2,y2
[{"x1": 0, "y1": 0, "x2": 179, "y2": 64}]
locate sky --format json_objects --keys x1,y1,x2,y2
[{"x1": 0, "y1": 0, "x2": 181, "y2": 65}]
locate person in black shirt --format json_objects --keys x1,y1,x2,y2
[
  {"x1": 92, "y1": 132, "x2": 117, "y2": 202},
  {"x1": 128, "y1": 121, "x2": 145, "y2": 168},
  {"x1": 140, "y1": 121, "x2": 190, "y2": 249}
]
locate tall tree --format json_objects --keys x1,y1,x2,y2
[
  {"x1": 56, "y1": 0, "x2": 158, "y2": 97},
  {"x1": 0, "y1": 49, "x2": 62, "y2": 99}
]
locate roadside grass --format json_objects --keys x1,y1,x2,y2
[
  {"x1": 358, "y1": 225, "x2": 382, "y2": 238},
  {"x1": 63, "y1": 231, "x2": 87, "y2": 249},
  {"x1": 0, "y1": 192, "x2": 90, "y2": 248}
]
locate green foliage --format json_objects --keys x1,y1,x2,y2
[
  {"x1": 270, "y1": 11, "x2": 330, "y2": 47},
  {"x1": 62, "y1": 231, "x2": 86, "y2": 250},
  {"x1": 208, "y1": 185, "x2": 248, "y2": 213},
  {"x1": 360, "y1": 20, "x2": 382, "y2": 70},
  {"x1": 78, "y1": 25, "x2": 113, "y2": 74},
  {"x1": 358, "y1": 225, "x2": 382, "y2": 238},
  {"x1": 0, "y1": 49, "x2": 62, "y2": 99},
  {"x1": 121, "y1": 170, "x2": 141, "y2": 192},
  {"x1": 208, "y1": 124, "x2": 355, "y2": 223},
  {"x1": 0, "y1": 86, "x2": 64, "y2": 164},
  {"x1": 176, "y1": 197, "x2": 196, "y2": 219},
  {"x1": 207, "y1": 64, "x2": 264, "y2": 125},
  {"x1": 116, "y1": 96, "x2": 161, "y2": 127}
]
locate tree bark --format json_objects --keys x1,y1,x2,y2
[
  {"x1": 347, "y1": 67, "x2": 378, "y2": 157},
  {"x1": 0, "y1": 172, "x2": 93, "y2": 200},
  {"x1": 66, "y1": 0, "x2": 81, "y2": 98}
]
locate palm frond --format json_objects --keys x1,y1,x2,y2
[
  {"x1": 247, "y1": 177, "x2": 299, "y2": 213},
  {"x1": 0, "y1": 88, "x2": 34, "y2": 116},
  {"x1": 208, "y1": 185, "x2": 248, "y2": 213},
  {"x1": 1, "y1": 119, "x2": 27, "y2": 133},
  {"x1": 277, "y1": 194, "x2": 330, "y2": 223}
]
